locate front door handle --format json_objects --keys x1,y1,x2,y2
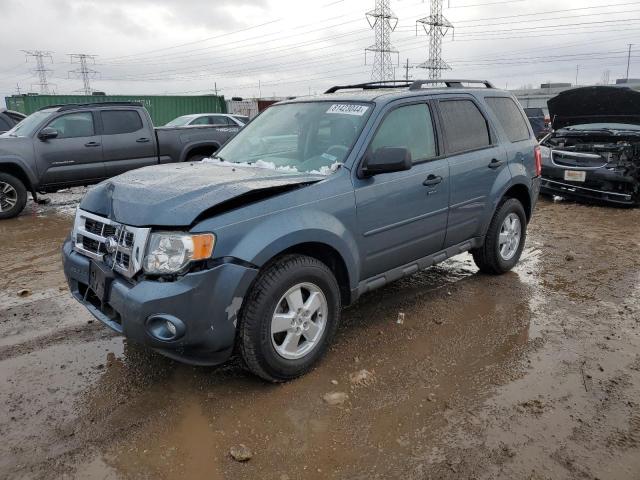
[
  {"x1": 84, "y1": 141, "x2": 101, "y2": 147},
  {"x1": 423, "y1": 174, "x2": 443, "y2": 187},
  {"x1": 136, "y1": 137, "x2": 150, "y2": 143},
  {"x1": 488, "y1": 158, "x2": 504, "y2": 169}
]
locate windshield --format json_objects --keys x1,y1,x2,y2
[
  {"x1": 165, "y1": 115, "x2": 195, "y2": 127},
  {"x1": 562, "y1": 123, "x2": 640, "y2": 131},
  {"x1": 214, "y1": 101, "x2": 372, "y2": 173},
  {"x1": 5, "y1": 110, "x2": 53, "y2": 137}
]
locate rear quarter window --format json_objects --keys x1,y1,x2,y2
[
  {"x1": 0, "y1": 115, "x2": 11, "y2": 130},
  {"x1": 438, "y1": 99, "x2": 491, "y2": 153},
  {"x1": 101, "y1": 110, "x2": 143, "y2": 135},
  {"x1": 486, "y1": 97, "x2": 531, "y2": 142}
]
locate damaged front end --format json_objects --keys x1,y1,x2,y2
[
  {"x1": 540, "y1": 129, "x2": 640, "y2": 206},
  {"x1": 540, "y1": 86, "x2": 640, "y2": 206}
]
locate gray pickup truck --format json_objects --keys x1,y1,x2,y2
[
  {"x1": 63, "y1": 80, "x2": 541, "y2": 382},
  {"x1": 0, "y1": 102, "x2": 239, "y2": 218}
]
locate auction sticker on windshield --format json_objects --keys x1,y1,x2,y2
[{"x1": 326, "y1": 104, "x2": 369, "y2": 116}]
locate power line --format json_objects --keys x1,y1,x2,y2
[
  {"x1": 416, "y1": 0, "x2": 453, "y2": 79},
  {"x1": 365, "y1": 0, "x2": 399, "y2": 80},
  {"x1": 68, "y1": 54, "x2": 98, "y2": 95},
  {"x1": 22, "y1": 50, "x2": 54, "y2": 94}
]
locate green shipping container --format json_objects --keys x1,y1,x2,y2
[{"x1": 4, "y1": 94, "x2": 226, "y2": 126}]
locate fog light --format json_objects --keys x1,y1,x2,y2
[{"x1": 146, "y1": 314, "x2": 185, "y2": 342}]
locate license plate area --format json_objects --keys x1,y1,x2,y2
[
  {"x1": 89, "y1": 261, "x2": 115, "y2": 303},
  {"x1": 564, "y1": 170, "x2": 586, "y2": 182}
]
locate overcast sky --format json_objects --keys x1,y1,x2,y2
[{"x1": 1, "y1": 0, "x2": 639, "y2": 107}]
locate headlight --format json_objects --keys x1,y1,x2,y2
[{"x1": 143, "y1": 232, "x2": 215, "y2": 275}]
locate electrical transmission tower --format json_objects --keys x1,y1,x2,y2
[
  {"x1": 68, "y1": 54, "x2": 98, "y2": 95},
  {"x1": 365, "y1": 0, "x2": 399, "y2": 81},
  {"x1": 416, "y1": 0, "x2": 453, "y2": 79},
  {"x1": 22, "y1": 50, "x2": 54, "y2": 94}
]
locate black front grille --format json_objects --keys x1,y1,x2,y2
[
  {"x1": 84, "y1": 218, "x2": 117, "y2": 237},
  {"x1": 124, "y1": 232, "x2": 134, "y2": 248},
  {"x1": 115, "y1": 251, "x2": 131, "y2": 269},
  {"x1": 553, "y1": 151, "x2": 607, "y2": 168},
  {"x1": 82, "y1": 236, "x2": 103, "y2": 254},
  {"x1": 84, "y1": 219, "x2": 103, "y2": 235}
]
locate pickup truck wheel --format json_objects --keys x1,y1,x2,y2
[
  {"x1": 187, "y1": 154, "x2": 208, "y2": 162},
  {"x1": 239, "y1": 254, "x2": 341, "y2": 382},
  {"x1": 472, "y1": 198, "x2": 526, "y2": 274},
  {"x1": 0, "y1": 173, "x2": 27, "y2": 219}
]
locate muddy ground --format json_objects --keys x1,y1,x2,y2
[{"x1": 1, "y1": 192, "x2": 639, "y2": 480}]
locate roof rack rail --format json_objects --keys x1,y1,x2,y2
[
  {"x1": 38, "y1": 101, "x2": 143, "y2": 112},
  {"x1": 325, "y1": 80, "x2": 413, "y2": 94},
  {"x1": 409, "y1": 79, "x2": 494, "y2": 90}
]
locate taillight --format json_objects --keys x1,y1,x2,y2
[{"x1": 534, "y1": 145, "x2": 542, "y2": 176}]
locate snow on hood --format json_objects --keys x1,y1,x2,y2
[
  {"x1": 549, "y1": 86, "x2": 640, "y2": 130},
  {"x1": 201, "y1": 157, "x2": 342, "y2": 176}
]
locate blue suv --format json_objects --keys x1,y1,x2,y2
[{"x1": 62, "y1": 79, "x2": 541, "y2": 381}]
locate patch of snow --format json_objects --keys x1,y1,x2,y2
[{"x1": 201, "y1": 157, "x2": 341, "y2": 176}]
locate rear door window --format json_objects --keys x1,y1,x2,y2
[
  {"x1": 190, "y1": 116, "x2": 210, "y2": 126},
  {"x1": 438, "y1": 99, "x2": 491, "y2": 153},
  {"x1": 370, "y1": 103, "x2": 437, "y2": 163},
  {"x1": 210, "y1": 116, "x2": 233, "y2": 126},
  {"x1": 46, "y1": 112, "x2": 95, "y2": 138},
  {"x1": 100, "y1": 110, "x2": 143, "y2": 135},
  {"x1": 486, "y1": 97, "x2": 531, "y2": 142}
]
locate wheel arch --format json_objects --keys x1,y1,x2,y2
[
  {"x1": 264, "y1": 242, "x2": 353, "y2": 306},
  {"x1": 501, "y1": 183, "x2": 532, "y2": 222},
  {"x1": 0, "y1": 160, "x2": 35, "y2": 194},
  {"x1": 181, "y1": 142, "x2": 220, "y2": 162}
]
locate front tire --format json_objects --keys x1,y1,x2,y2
[
  {"x1": 239, "y1": 254, "x2": 341, "y2": 382},
  {"x1": 472, "y1": 198, "x2": 527, "y2": 274},
  {"x1": 0, "y1": 173, "x2": 27, "y2": 219}
]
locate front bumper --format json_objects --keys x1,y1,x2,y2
[
  {"x1": 540, "y1": 165, "x2": 638, "y2": 206},
  {"x1": 62, "y1": 239, "x2": 258, "y2": 365}
]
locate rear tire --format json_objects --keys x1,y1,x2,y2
[
  {"x1": 0, "y1": 173, "x2": 27, "y2": 219},
  {"x1": 472, "y1": 198, "x2": 527, "y2": 274},
  {"x1": 239, "y1": 254, "x2": 341, "y2": 382}
]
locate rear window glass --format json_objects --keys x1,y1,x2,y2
[
  {"x1": 438, "y1": 99, "x2": 491, "y2": 153},
  {"x1": 101, "y1": 110, "x2": 143, "y2": 135},
  {"x1": 486, "y1": 97, "x2": 531, "y2": 142},
  {"x1": 0, "y1": 116, "x2": 11, "y2": 130}
]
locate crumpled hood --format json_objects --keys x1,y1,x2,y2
[
  {"x1": 80, "y1": 162, "x2": 324, "y2": 227},
  {"x1": 549, "y1": 86, "x2": 640, "y2": 130}
]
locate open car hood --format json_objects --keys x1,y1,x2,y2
[
  {"x1": 548, "y1": 86, "x2": 640, "y2": 130},
  {"x1": 79, "y1": 162, "x2": 324, "y2": 227}
]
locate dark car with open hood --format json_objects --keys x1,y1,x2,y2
[{"x1": 539, "y1": 86, "x2": 640, "y2": 206}]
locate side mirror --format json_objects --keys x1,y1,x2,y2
[
  {"x1": 38, "y1": 127, "x2": 59, "y2": 141},
  {"x1": 362, "y1": 147, "x2": 412, "y2": 177}
]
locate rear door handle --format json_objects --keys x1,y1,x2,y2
[
  {"x1": 84, "y1": 141, "x2": 101, "y2": 147},
  {"x1": 488, "y1": 158, "x2": 504, "y2": 169},
  {"x1": 136, "y1": 137, "x2": 150, "y2": 143},
  {"x1": 423, "y1": 174, "x2": 443, "y2": 186}
]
